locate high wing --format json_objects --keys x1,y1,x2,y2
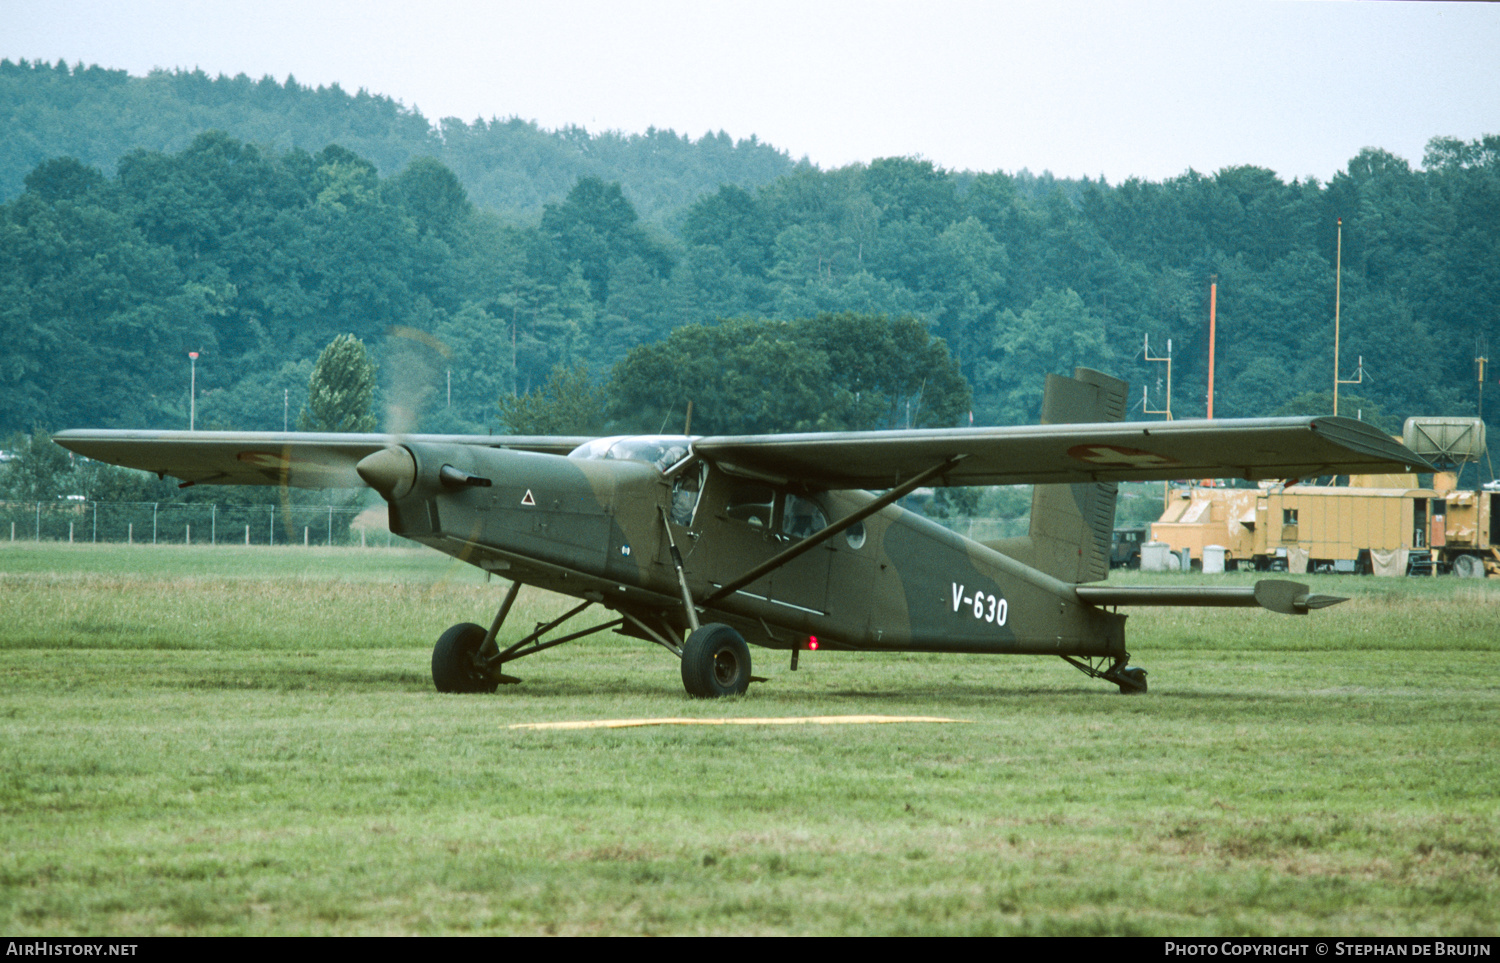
[
  {"x1": 55, "y1": 416, "x2": 1429, "y2": 492},
  {"x1": 51, "y1": 430, "x2": 593, "y2": 488},
  {"x1": 693, "y1": 416, "x2": 1431, "y2": 489}
]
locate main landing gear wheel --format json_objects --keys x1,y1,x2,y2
[
  {"x1": 681, "y1": 623, "x2": 751, "y2": 698},
  {"x1": 432, "y1": 622, "x2": 500, "y2": 693}
]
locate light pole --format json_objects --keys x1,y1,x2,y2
[{"x1": 188, "y1": 351, "x2": 199, "y2": 429}]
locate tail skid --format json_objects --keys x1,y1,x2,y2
[{"x1": 1062, "y1": 654, "x2": 1149, "y2": 694}]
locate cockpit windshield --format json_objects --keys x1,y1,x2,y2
[{"x1": 567, "y1": 435, "x2": 693, "y2": 473}]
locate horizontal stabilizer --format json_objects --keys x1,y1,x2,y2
[{"x1": 1075, "y1": 580, "x2": 1346, "y2": 615}]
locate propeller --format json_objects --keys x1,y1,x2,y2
[
  {"x1": 382, "y1": 325, "x2": 451, "y2": 443},
  {"x1": 360, "y1": 327, "x2": 493, "y2": 575},
  {"x1": 354, "y1": 325, "x2": 452, "y2": 501},
  {"x1": 273, "y1": 327, "x2": 451, "y2": 542}
]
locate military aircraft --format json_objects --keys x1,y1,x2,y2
[{"x1": 54, "y1": 369, "x2": 1430, "y2": 697}]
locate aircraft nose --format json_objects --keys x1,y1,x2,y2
[{"x1": 357, "y1": 446, "x2": 416, "y2": 499}]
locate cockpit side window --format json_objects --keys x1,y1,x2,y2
[{"x1": 671, "y1": 462, "x2": 707, "y2": 527}]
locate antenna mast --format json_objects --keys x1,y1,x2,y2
[
  {"x1": 1333, "y1": 218, "x2": 1362, "y2": 414},
  {"x1": 1143, "y1": 334, "x2": 1173, "y2": 420}
]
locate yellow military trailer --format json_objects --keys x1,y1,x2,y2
[{"x1": 1151, "y1": 473, "x2": 1500, "y2": 577}]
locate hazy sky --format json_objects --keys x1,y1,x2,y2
[{"x1": 6, "y1": 0, "x2": 1498, "y2": 183}]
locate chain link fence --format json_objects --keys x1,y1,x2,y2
[
  {"x1": 0, "y1": 501, "x2": 397, "y2": 547},
  {"x1": 3, "y1": 500, "x2": 1028, "y2": 548}
]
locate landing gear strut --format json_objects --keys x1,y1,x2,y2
[{"x1": 430, "y1": 579, "x2": 693, "y2": 694}]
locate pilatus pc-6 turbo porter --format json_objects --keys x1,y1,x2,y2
[{"x1": 55, "y1": 369, "x2": 1429, "y2": 697}]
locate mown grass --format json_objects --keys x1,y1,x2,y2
[{"x1": 1, "y1": 543, "x2": 1497, "y2": 935}]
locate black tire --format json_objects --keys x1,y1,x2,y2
[
  {"x1": 432, "y1": 622, "x2": 499, "y2": 693},
  {"x1": 680, "y1": 623, "x2": 751, "y2": 698},
  {"x1": 1452, "y1": 554, "x2": 1485, "y2": 579}
]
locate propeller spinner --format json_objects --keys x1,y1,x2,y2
[{"x1": 356, "y1": 446, "x2": 417, "y2": 499}]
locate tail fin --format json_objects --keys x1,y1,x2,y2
[{"x1": 985, "y1": 368, "x2": 1127, "y2": 584}]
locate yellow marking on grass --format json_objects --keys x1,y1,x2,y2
[{"x1": 510, "y1": 715, "x2": 968, "y2": 730}]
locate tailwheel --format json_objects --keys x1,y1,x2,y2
[
  {"x1": 1112, "y1": 665, "x2": 1148, "y2": 695},
  {"x1": 1062, "y1": 654, "x2": 1148, "y2": 694},
  {"x1": 432, "y1": 622, "x2": 501, "y2": 693},
  {"x1": 681, "y1": 623, "x2": 752, "y2": 698}
]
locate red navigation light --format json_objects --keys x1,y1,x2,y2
[{"x1": 807, "y1": 636, "x2": 819, "y2": 651}]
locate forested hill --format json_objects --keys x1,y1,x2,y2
[
  {"x1": 2, "y1": 57, "x2": 1498, "y2": 455},
  {"x1": 0, "y1": 59, "x2": 799, "y2": 223}
]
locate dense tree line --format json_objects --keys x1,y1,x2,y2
[{"x1": 606, "y1": 313, "x2": 969, "y2": 435}]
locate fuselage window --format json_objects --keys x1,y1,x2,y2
[
  {"x1": 726, "y1": 481, "x2": 775, "y2": 529},
  {"x1": 844, "y1": 520, "x2": 866, "y2": 550},
  {"x1": 782, "y1": 494, "x2": 828, "y2": 539}
]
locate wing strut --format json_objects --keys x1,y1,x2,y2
[{"x1": 703, "y1": 455, "x2": 966, "y2": 606}]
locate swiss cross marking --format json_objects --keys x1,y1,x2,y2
[{"x1": 1067, "y1": 444, "x2": 1179, "y2": 468}]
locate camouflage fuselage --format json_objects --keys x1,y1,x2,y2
[{"x1": 388, "y1": 442, "x2": 1126, "y2": 659}]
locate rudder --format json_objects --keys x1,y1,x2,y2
[{"x1": 984, "y1": 368, "x2": 1127, "y2": 584}]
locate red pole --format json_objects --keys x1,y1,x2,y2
[{"x1": 1207, "y1": 279, "x2": 1217, "y2": 419}]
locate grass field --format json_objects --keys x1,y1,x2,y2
[{"x1": 2, "y1": 542, "x2": 1497, "y2": 935}]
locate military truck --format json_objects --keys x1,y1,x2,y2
[{"x1": 1110, "y1": 525, "x2": 1148, "y2": 569}]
